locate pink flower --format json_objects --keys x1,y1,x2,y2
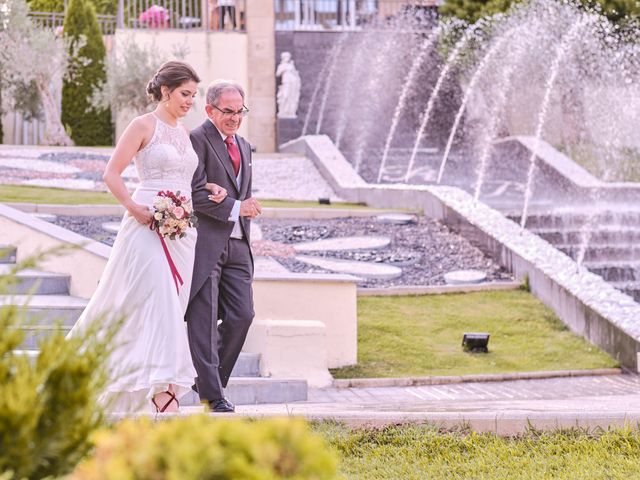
[{"x1": 173, "y1": 206, "x2": 185, "y2": 219}]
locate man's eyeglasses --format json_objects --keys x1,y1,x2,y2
[{"x1": 212, "y1": 105, "x2": 250, "y2": 118}]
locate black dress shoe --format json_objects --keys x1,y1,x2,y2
[{"x1": 208, "y1": 398, "x2": 235, "y2": 413}]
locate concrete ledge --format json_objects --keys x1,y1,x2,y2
[
  {"x1": 280, "y1": 135, "x2": 367, "y2": 195},
  {"x1": 243, "y1": 319, "x2": 333, "y2": 388},
  {"x1": 0, "y1": 204, "x2": 110, "y2": 297},
  {"x1": 254, "y1": 274, "x2": 358, "y2": 367},
  {"x1": 107, "y1": 408, "x2": 640, "y2": 435},
  {"x1": 358, "y1": 281, "x2": 522, "y2": 296},
  {"x1": 332, "y1": 368, "x2": 622, "y2": 388}
]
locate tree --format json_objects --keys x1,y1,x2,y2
[
  {"x1": 91, "y1": 38, "x2": 189, "y2": 118},
  {"x1": 61, "y1": 0, "x2": 112, "y2": 145},
  {"x1": 0, "y1": 0, "x2": 73, "y2": 145},
  {"x1": 439, "y1": 0, "x2": 640, "y2": 25},
  {"x1": 27, "y1": 0, "x2": 117, "y2": 15},
  {"x1": 439, "y1": 0, "x2": 518, "y2": 24}
]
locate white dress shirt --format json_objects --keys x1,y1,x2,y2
[{"x1": 211, "y1": 122, "x2": 243, "y2": 239}]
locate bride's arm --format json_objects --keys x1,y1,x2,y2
[{"x1": 103, "y1": 117, "x2": 153, "y2": 225}]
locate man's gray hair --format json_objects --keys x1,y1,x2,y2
[{"x1": 206, "y1": 80, "x2": 245, "y2": 106}]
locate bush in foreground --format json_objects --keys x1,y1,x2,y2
[
  {"x1": 72, "y1": 416, "x2": 339, "y2": 480},
  {"x1": 0, "y1": 260, "x2": 115, "y2": 479}
]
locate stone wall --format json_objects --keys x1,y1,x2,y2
[{"x1": 275, "y1": 31, "x2": 340, "y2": 146}]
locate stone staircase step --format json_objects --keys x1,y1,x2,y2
[
  {"x1": 180, "y1": 377, "x2": 308, "y2": 406},
  {"x1": 556, "y1": 244, "x2": 640, "y2": 263},
  {"x1": 519, "y1": 211, "x2": 640, "y2": 229},
  {"x1": 231, "y1": 352, "x2": 260, "y2": 377},
  {"x1": 534, "y1": 227, "x2": 640, "y2": 246},
  {"x1": 0, "y1": 246, "x2": 17, "y2": 264},
  {"x1": 583, "y1": 261, "x2": 640, "y2": 282},
  {"x1": 610, "y1": 281, "x2": 640, "y2": 302},
  {"x1": 0, "y1": 295, "x2": 87, "y2": 325},
  {"x1": 11, "y1": 324, "x2": 73, "y2": 350},
  {"x1": 0, "y1": 265, "x2": 70, "y2": 295}
]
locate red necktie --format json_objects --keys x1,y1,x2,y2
[{"x1": 224, "y1": 136, "x2": 241, "y2": 176}]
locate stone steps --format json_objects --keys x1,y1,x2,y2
[
  {"x1": 0, "y1": 245, "x2": 17, "y2": 264},
  {"x1": 518, "y1": 211, "x2": 640, "y2": 229},
  {"x1": 0, "y1": 294, "x2": 87, "y2": 325},
  {"x1": 583, "y1": 261, "x2": 640, "y2": 282},
  {"x1": 180, "y1": 377, "x2": 308, "y2": 406},
  {"x1": 2, "y1": 242, "x2": 308, "y2": 404},
  {"x1": 0, "y1": 265, "x2": 70, "y2": 295},
  {"x1": 534, "y1": 227, "x2": 640, "y2": 245},
  {"x1": 610, "y1": 281, "x2": 640, "y2": 302},
  {"x1": 556, "y1": 244, "x2": 640, "y2": 263}
]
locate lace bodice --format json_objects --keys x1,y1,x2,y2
[{"x1": 135, "y1": 115, "x2": 198, "y2": 189}]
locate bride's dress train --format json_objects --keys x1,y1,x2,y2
[{"x1": 68, "y1": 115, "x2": 198, "y2": 413}]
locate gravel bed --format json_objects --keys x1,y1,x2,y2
[
  {"x1": 54, "y1": 215, "x2": 122, "y2": 246},
  {"x1": 258, "y1": 217, "x2": 512, "y2": 288},
  {"x1": 52, "y1": 214, "x2": 512, "y2": 288}
]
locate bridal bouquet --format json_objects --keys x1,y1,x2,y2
[{"x1": 150, "y1": 190, "x2": 198, "y2": 240}]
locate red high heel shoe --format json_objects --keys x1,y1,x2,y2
[{"x1": 152, "y1": 390, "x2": 179, "y2": 413}]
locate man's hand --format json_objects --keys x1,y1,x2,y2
[
  {"x1": 239, "y1": 197, "x2": 262, "y2": 219},
  {"x1": 205, "y1": 182, "x2": 228, "y2": 203}
]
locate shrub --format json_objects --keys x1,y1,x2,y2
[
  {"x1": 62, "y1": 0, "x2": 113, "y2": 146},
  {"x1": 0, "y1": 259, "x2": 116, "y2": 479},
  {"x1": 72, "y1": 415, "x2": 340, "y2": 480},
  {"x1": 28, "y1": 0, "x2": 117, "y2": 17}
]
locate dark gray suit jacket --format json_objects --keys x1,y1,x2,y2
[{"x1": 189, "y1": 119, "x2": 253, "y2": 302}]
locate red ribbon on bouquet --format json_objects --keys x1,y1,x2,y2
[{"x1": 155, "y1": 230, "x2": 183, "y2": 295}]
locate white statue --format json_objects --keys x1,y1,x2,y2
[{"x1": 276, "y1": 52, "x2": 301, "y2": 119}]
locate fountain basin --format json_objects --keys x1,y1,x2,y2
[{"x1": 282, "y1": 135, "x2": 640, "y2": 371}]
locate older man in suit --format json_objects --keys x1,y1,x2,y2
[{"x1": 186, "y1": 80, "x2": 262, "y2": 412}]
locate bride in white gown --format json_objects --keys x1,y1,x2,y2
[{"x1": 68, "y1": 61, "x2": 226, "y2": 413}]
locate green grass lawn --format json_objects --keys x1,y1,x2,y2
[
  {"x1": 318, "y1": 423, "x2": 640, "y2": 479},
  {"x1": 331, "y1": 291, "x2": 617, "y2": 378},
  {"x1": 0, "y1": 185, "x2": 118, "y2": 204},
  {"x1": 0, "y1": 185, "x2": 381, "y2": 210}
]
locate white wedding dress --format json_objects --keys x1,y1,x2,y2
[{"x1": 68, "y1": 114, "x2": 198, "y2": 413}]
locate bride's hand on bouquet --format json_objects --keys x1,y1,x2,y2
[
  {"x1": 128, "y1": 202, "x2": 153, "y2": 225},
  {"x1": 206, "y1": 182, "x2": 228, "y2": 204}
]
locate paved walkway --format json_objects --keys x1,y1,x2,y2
[
  {"x1": 0, "y1": 145, "x2": 342, "y2": 202},
  {"x1": 225, "y1": 373, "x2": 640, "y2": 433}
]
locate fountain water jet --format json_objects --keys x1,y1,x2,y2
[
  {"x1": 376, "y1": 27, "x2": 441, "y2": 183},
  {"x1": 437, "y1": 29, "x2": 516, "y2": 185},
  {"x1": 316, "y1": 34, "x2": 349, "y2": 135},
  {"x1": 519, "y1": 16, "x2": 593, "y2": 230},
  {"x1": 302, "y1": 43, "x2": 339, "y2": 136},
  {"x1": 403, "y1": 25, "x2": 479, "y2": 183},
  {"x1": 352, "y1": 34, "x2": 398, "y2": 173},
  {"x1": 335, "y1": 33, "x2": 369, "y2": 149}
]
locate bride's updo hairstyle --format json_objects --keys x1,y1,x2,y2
[{"x1": 146, "y1": 61, "x2": 201, "y2": 102}]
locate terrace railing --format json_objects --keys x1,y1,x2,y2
[
  {"x1": 29, "y1": 11, "x2": 117, "y2": 35},
  {"x1": 275, "y1": 0, "x2": 438, "y2": 31},
  {"x1": 116, "y1": 0, "x2": 247, "y2": 31}
]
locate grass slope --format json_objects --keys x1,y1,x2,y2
[
  {"x1": 319, "y1": 423, "x2": 640, "y2": 480},
  {"x1": 332, "y1": 291, "x2": 617, "y2": 378}
]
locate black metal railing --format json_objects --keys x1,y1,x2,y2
[
  {"x1": 116, "y1": 0, "x2": 246, "y2": 30},
  {"x1": 29, "y1": 11, "x2": 117, "y2": 35},
  {"x1": 275, "y1": 0, "x2": 438, "y2": 30},
  {"x1": 29, "y1": 0, "x2": 248, "y2": 34}
]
